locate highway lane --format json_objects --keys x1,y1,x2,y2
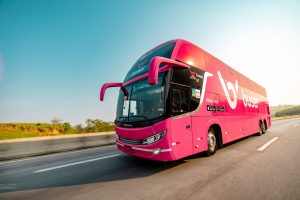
[{"x1": 0, "y1": 118, "x2": 300, "y2": 200}]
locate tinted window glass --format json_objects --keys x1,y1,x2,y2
[
  {"x1": 171, "y1": 67, "x2": 205, "y2": 112},
  {"x1": 116, "y1": 73, "x2": 166, "y2": 123},
  {"x1": 190, "y1": 67, "x2": 205, "y2": 111},
  {"x1": 171, "y1": 68, "x2": 190, "y2": 85},
  {"x1": 190, "y1": 67, "x2": 204, "y2": 89},
  {"x1": 171, "y1": 87, "x2": 189, "y2": 116},
  {"x1": 124, "y1": 42, "x2": 175, "y2": 82}
]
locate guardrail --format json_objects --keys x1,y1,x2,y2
[
  {"x1": 0, "y1": 132, "x2": 115, "y2": 161},
  {"x1": 2, "y1": 116, "x2": 300, "y2": 161}
]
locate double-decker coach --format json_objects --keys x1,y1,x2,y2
[{"x1": 100, "y1": 39, "x2": 271, "y2": 161}]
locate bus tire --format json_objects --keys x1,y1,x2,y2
[
  {"x1": 258, "y1": 121, "x2": 265, "y2": 136},
  {"x1": 263, "y1": 120, "x2": 267, "y2": 133},
  {"x1": 205, "y1": 128, "x2": 217, "y2": 156}
]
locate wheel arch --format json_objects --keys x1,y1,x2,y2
[{"x1": 206, "y1": 119, "x2": 223, "y2": 148}]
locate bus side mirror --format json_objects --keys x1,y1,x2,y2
[
  {"x1": 100, "y1": 82, "x2": 128, "y2": 101},
  {"x1": 148, "y1": 56, "x2": 190, "y2": 85}
]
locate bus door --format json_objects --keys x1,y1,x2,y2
[{"x1": 169, "y1": 85, "x2": 193, "y2": 159}]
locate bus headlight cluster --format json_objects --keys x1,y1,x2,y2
[{"x1": 142, "y1": 130, "x2": 167, "y2": 145}]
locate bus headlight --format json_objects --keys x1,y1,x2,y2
[{"x1": 142, "y1": 130, "x2": 167, "y2": 145}]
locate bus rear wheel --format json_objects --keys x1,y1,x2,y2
[
  {"x1": 205, "y1": 128, "x2": 217, "y2": 156},
  {"x1": 258, "y1": 121, "x2": 265, "y2": 136},
  {"x1": 263, "y1": 120, "x2": 267, "y2": 133}
]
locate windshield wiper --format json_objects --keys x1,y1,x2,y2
[
  {"x1": 116, "y1": 116, "x2": 128, "y2": 122},
  {"x1": 128, "y1": 115, "x2": 149, "y2": 121}
]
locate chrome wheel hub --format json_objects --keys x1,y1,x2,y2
[{"x1": 208, "y1": 132, "x2": 216, "y2": 152}]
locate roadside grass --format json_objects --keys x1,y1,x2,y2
[
  {"x1": 0, "y1": 123, "x2": 76, "y2": 140},
  {"x1": 0, "y1": 120, "x2": 114, "y2": 140},
  {"x1": 0, "y1": 130, "x2": 76, "y2": 140},
  {"x1": 271, "y1": 114, "x2": 300, "y2": 121}
]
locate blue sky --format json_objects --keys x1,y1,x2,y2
[{"x1": 0, "y1": 0, "x2": 299, "y2": 124}]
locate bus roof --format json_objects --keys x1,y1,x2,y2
[{"x1": 171, "y1": 39, "x2": 267, "y2": 96}]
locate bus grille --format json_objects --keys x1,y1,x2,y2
[{"x1": 119, "y1": 137, "x2": 143, "y2": 145}]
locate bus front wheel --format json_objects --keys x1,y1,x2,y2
[{"x1": 205, "y1": 128, "x2": 217, "y2": 156}]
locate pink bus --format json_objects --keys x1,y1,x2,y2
[{"x1": 100, "y1": 39, "x2": 271, "y2": 161}]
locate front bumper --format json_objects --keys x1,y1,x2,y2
[{"x1": 116, "y1": 141, "x2": 175, "y2": 161}]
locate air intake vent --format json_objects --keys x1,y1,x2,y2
[{"x1": 119, "y1": 136, "x2": 143, "y2": 145}]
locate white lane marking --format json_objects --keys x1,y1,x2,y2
[
  {"x1": 257, "y1": 137, "x2": 279, "y2": 152},
  {"x1": 33, "y1": 154, "x2": 121, "y2": 173},
  {"x1": 294, "y1": 124, "x2": 299, "y2": 127},
  {"x1": 0, "y1": 146, "x2": 115, "y2": 165}
]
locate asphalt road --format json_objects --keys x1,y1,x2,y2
[{"x1": 0, "y1": 118, "x2": 300, "y2": 200}]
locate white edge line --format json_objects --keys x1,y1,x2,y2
[
  {"x1": 257, "y1": 137, "x2": 279, "y2": 152},
  {"x1": 0, "y1": 145, "x2": 115, "y2": 165},
  {"x1": 33, "y1": 154, "x2": 121, "y2": 173}
]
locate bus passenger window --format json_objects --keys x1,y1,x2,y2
[
  {"x1": 171, "y1": 88, "x2": 189, "y2": 116},
  {"x1": 172, "y1": 68, "x2": 190, "y2": 85}
]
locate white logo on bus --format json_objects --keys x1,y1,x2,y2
[
  {"x1": 200, "y1": 72, "x2": 213, "y2": 105},
  {"x1": 217, "y1": 71, "x2": 238, "y2": 109},
  {"x1": 217, "y1": 71, "x2": 259, "y2": 109},
  {"x1": 242, "y1": 90, "x2": 258, "y2": 108}
]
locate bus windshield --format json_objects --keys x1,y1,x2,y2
[{"x1": 116, "y1": 73, "x2": 166, "y2": 123}]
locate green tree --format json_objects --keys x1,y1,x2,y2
[
  {"x1": 85, "y1": 119, "x2": 95, "y2": 133},
  {"x1": 62, "y1": 122, "x2": 73, "y2": 133},
  {"x1": 83, "y1": 119, "x2": 114, "y2": 133},
  {"x1": 51, "y1": 118, "x2": 63, "y2": 133},
  {"x1": 75, "y1": 124, "x2": 83, "y2": 133}
]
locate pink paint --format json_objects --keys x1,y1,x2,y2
[
  {"x1": 100, "y1": 82, "x2": 123, "y2": 101},
  {"x1": 115, "y1": 119, "x2": 175, "y2": 161},
  {"x1": 148, "y1": 56, "x2": 190, "y2": 85},
  {"x1": 100, "y1": 39, "x2": 271, "y2": 161},
  {"x1": 123, "y1": 73, "x2": 148, "y2": 86},
  {"x1": 123, "y1": 65, "x2": 174, "y2": 86}
]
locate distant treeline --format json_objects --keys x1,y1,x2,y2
[
  {"x1": 275, "y1": 106, "x2": 300, "y2": 117},
  {"x1": 0, "y1": 118, "x2": 115, "y2": 135},
  {"x1": 270, "y1": 104, "x2": 296, "y2": 117}
]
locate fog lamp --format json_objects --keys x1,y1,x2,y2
[{"x1": 153, "y1": 148, "x2": 161, "y2": 155}]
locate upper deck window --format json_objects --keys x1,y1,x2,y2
[{"x1": 124, "y1": 42, "x2": 175, "y2": 82}]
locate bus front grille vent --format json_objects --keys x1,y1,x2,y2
[{"x1": 119, "y1": 137, "x2": 143, "y2": 145}]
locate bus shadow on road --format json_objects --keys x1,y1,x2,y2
[
  {"x1": 1, "y1": 134, "x2": 262, "y2": 193},
  {"x1": 0, "y1": 154, "x2": 186, "y2": 193}
]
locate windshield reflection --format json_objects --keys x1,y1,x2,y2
[{"x1": 116, "y1": 73, "x2": 165, "y2": 123}]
